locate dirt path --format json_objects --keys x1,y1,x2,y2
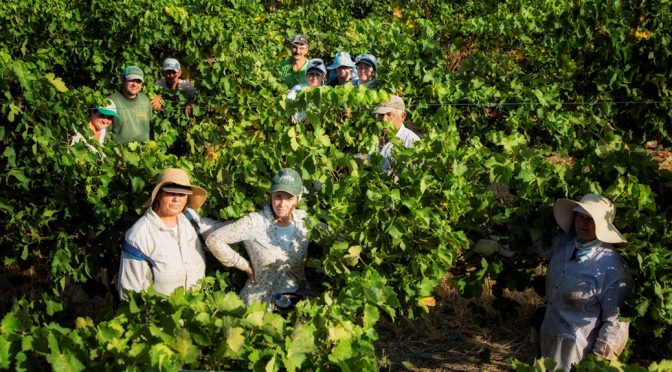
[{"x1": 375, "y1": 286, "x2": 542, "y2": 371}]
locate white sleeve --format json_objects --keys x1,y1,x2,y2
[
  {"x1": 205, "y1": 213, "x2": 259, "y2": 271},
  {"x1": 184, "y1": 208, "x2": 226, "y2": 242},
  {"x1": 116, "y1": 232, "x2": 151, "y2": 300}
]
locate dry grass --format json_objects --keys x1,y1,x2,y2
[
  {"x1": 546, "y1": 154, "x2": 576, "y2": 168},
  {"x1": 376, "y1": 277, "x2": 544, "y2": 371},
  {"x1": 645, "y1": 141, "x2": 672, "y2": 173}
]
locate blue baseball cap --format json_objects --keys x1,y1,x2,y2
[
  {"x1": 355, "y1": 54, "x2": 378, "y2": 71},
  {"x1": 306, "y1": 58, "x2": 327, "y2": 76}
]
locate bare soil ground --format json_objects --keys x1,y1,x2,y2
[{"x1": 375, "y1": 279, "x2": 544, "y2": 371}]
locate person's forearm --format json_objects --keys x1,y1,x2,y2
[{"x1": 592, "y1": 318, "x2": 629, "y2": 359}]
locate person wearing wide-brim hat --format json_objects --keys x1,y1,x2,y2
[
  {"x1": 353, "y1": 54, "x2": 380, "y2": 89},
  {"x1": 117, "y1": 168, "x2": 224, "y2": 299},
  {"x1": 205, "y1": 168, "x2": 310, "y2": 309},
  {"x1": 326, "y1": 52, "x2": 356, "y2": 87},
  {"x1": 536, "y1": 193, "x2": 631, "y2": 371}
]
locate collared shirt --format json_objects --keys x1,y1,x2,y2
[
  {"x1": 541, "y1": 234, "x2": 631, "y2": 371},
  {"x1": 117, "y1": 208, "x2": 220, "y2": 299},
  {"x1": 379, "y1": 124, "x2": 420, "y2": 173},
  {"x1": 70, "y1": 124, "x2": 106, "y2": 158},
  {"x1": 277, "y1": 57, "x2": 308, "y2": 88},
  {"x1": 205, "y1": 205, "x2": 309, "y2": 306},
  {"x1": 156, "y1": 79, "x2": 197, "y2": 100}
]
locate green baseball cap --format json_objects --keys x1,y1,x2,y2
[
  {"x1": 270, "y1": 168, "x2": 303, "y2": 196},
  {"x1": 95, "y1": 99, "x2": 119, "y2": 117},
  {"x1": 122, "y1": 65, "x2": 144, "y2": 81}
]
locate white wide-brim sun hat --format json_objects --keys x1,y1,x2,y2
[
  {"x1": 553, "y1": 193, "x2": 626, "y2": 244},
  {"x1": 143, "y1": 168, "x2": 207, "y2": 210}
]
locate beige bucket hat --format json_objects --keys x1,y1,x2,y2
[
  {"x1": 143, "y1": 168, "x2": 207, "y2": 210},
  {"x1": 553, "y1": 193, "x2": 626, "y2": 244}
]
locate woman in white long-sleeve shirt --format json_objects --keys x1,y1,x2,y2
[
  {"x1": 205, "y1": 168, "x2": 309, "y2": 307},
  {"x1": 116, "y1": 168, "x2": 222, "y2": 299},
  {"x1": 538, "y1": 193, "x2": 631, "y2": 371}
]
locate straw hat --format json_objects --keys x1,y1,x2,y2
[
  {"x1": 143, "y1": 168, "x2": 207, "y2": 210},
  {"x1": 553, "y1": 193, "x2": 626, "y2": 244}
]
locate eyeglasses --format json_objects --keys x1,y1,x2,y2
[{"x1": 127, "y1": 79, "x2": 143, "y2": 84}]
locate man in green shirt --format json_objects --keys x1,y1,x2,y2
[
  {"x1": 277, "y1": 34, "x2": 309, "y2": 89},
  {"x1": 109, "y1": 66, "x2": 153, "y2": 144}
]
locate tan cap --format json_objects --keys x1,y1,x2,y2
[{"x1": 373, "y1": 95, "x2": 405, "y2": 114}]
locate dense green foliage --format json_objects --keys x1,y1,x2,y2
[{"x1": 1, "y1": 0, "x2": 672, "y2": 369}]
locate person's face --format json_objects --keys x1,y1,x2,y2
[
  {"x1": 336, "y1": 66, "x2": 352, "y2": 83},
  {"x1": 122, "y1": 78, "x2": 143, "y2": 98},
  {"x1": 290, "y1": 43, "x2": 308, "y2": 60},
  {"x1": 306, "y1": 72, "x2": 324, "y2": 87},
  {"x1": 90, "y1": 111, "x2": 114, "y2": 131},
  {"x1": 271, "y1": 191, "x2": 298, "y2": 220},
  {"x1": 155, "y1": 190, "x2": 189, "y2": 218},
  {"x1": 574, "y1": 212, "x2": 597, "y2": 243},
  {"x1": 162, "y1": 69, "x2": 181, "y2": 85},
  {"x1": 377, "y1": 108, "x2": 406, "y2": 130},
  {"x1": 356, "y1": 63, "x2": 374, "y2": 83}
]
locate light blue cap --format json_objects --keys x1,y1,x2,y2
[
  {"x1": 327, "y1": 52, "x2": 355, "y2": 70},
  {"x1": 162, "y1": 58, "x2": 180, "y2": 71}
]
